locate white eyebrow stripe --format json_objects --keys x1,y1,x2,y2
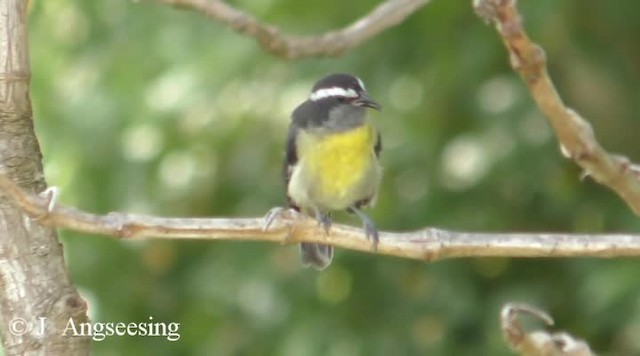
[
  {"x1": 309, "y1": 87, "x2": 358, "y2": 101},
  {"x1": 356, "y1": 77, "x2": 365, "y2": 91}
]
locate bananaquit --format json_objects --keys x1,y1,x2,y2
[{"x1": 284, "y1": 73, "x2": 382, "y2": 270}]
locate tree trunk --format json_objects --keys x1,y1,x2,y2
[{"x1": 0, "y1": 0, "x2": 90, "y2": 354}]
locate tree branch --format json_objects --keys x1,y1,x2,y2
[
  {"x1": 474, "y1": 0, "x2": 640, "y2": 215},
  {"x1": 501, "y1": 303, "x2": 594, "y2": 356},
  {"x1": 2, "y1": 174, "x2": 640, "y2": 262},
  {"x1": 149, "y1": 0, "x2": 430, "y2": 59}
]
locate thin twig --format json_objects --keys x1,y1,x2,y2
[
  {"x1": 2, "y1": 174, "x2": 640, "y2": 261},
  {"x1": 501, "y1": 303, "x2": 594, "y2": 356},
  {"x1": 149, "y1": 0, "x2": 430, "y2": 59},
  {"x1": 474, "y1": 0, "x2": 640, "y2": 215}
]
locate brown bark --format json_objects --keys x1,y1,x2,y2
[
  {"x1": 474, "y1": 0, "x2": 640, "y2": 215},
  {"x1": 0, "y1": 0, "x2": 90, "y2": 354}
]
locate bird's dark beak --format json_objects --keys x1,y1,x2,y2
[{"x1": 354, "y1": 92, "x2": 382, "y2": 111}]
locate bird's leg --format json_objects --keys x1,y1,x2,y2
[
  {"x1": 349, "y1": 207, "x2": 379, "y2": 251},
  {"x1": 315, "y1": 209, "x2": 332, "y2": 235}
]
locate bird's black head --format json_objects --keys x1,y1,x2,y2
[{"x1": 309, "y1": 73, "x2": 381, "y2": 110}]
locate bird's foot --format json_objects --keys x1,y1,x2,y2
[
  {"x1": 315, "y1": 210, "x2": 332, "y2": 236},
  {"x1": 262, "y1": 207, "x2": 302, "y2": 232},
  {"x1": 349, "y1": 207, "x2": 379, "y2": 251}
]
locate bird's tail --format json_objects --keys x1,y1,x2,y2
[{"x1": 299, "y1": 243, "x2": 333, "y2": 270}]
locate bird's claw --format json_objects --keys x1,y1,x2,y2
[
  {"x1": 363, "y1": 219, "x2": 379, "y2": 252},
  {"x1": 262, "y1": 207, "x2": 302, "y2": 231},
  {"x1": 314, "y1": 210, "x2": 332, "y2": 236},
  {"x1": 350, "y1": 207, "x2": 379, "y2": 252}
]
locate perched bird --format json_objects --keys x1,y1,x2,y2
[{"x1": 284, "y1": 73, "x2": 382, "y2": 270}]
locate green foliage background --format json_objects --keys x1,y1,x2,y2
[{"x1": 23, "y1": 0, "x2": 640, "y2": 354}]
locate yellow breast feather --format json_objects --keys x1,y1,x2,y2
[{"x1": 298, "y1": 123, "x2": 377, "y2": 206}]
